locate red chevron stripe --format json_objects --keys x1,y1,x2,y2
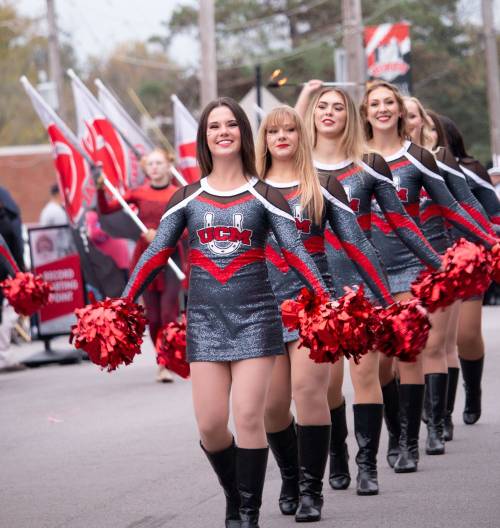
[
  {"x1": 341, "y1": 241, "x2": 393, "y2": 305},
  {"x1": 403, "y1": 203, "x2": 420, "y2": 217},
  {"x1": 371, "y1": 215, "x2": 392, "y2": 234},
  {"x1": 189, "y1": 248, "x2": 265, "y2": 284},
  {"x1": 491, "y1": 216, "x2": 500, "y2": 225},
  {"x1": 357, "y1": 213, "x2": 372, "y2": 231},
  {"x1": 281, "y1": 248, "x2": 325, "y2": 296},
  {"x1": 265, "y1": 245, "x2": 289, "y2": 273},
  {"x1": 196, "y1": 194, "x2": 255, "y2": 209},
  {"x1": 337, "y1": 166, "x2": 362, "y2": 181},
  {"x1": 389, "y1": 159, "x2": 412, "y2": 171},
  {"x1": 460, "y1": 202, "x2": 495, "y2": 235},
  {"x1": 420, "y1": 205, "x2": 443, "y2": 223},
  {"x1": 127, "y1": 247, "x2": 174, "y2": 301},
  {"x1": 304, "y1": 236, "x2": 325, "y2": 254},
  {"x1": 0, "y1": 245, "x2": 19, "y2": 273},
  {"x1": 324, "y1": 229, "x2": 343, "y2": 250},
  {"x1": 442, "y1": 208, "x2": 496, "y2": 246}
]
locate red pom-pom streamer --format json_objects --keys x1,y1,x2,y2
[
  {"x1": 491, "y1": 242, "x2": 500, "y2": 284},
  {"x1": 375, "y1": 300, "x2": 431, "y2": 362},
  {"x1": 412, "y1": 239, "x2": 492, "y2": 311},
  {"x1": 70, "y1": 298, "x2": 147, "y2": 371},
  {"x1": 0, "y1": 271, "x2": 51, "y2": 316},
  {"x1": 282, "y1": 286, "x2": 377, "y2": 364},
  {"x1": 156, "y1": 315, "x2": 190, "y2": 379}
]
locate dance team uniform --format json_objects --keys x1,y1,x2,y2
[
  {"x1": 98, "y1": 182, "x2": 182, "y2": 341},
  {"x1": 371, "y1": 141, "x2": 495, "y2": 294},
  {"x1": 123, "y1": 177, "x2": 329, "y2": 362},
  {"x1": 420, "y1": 148, "x2": 497, "y2": 253},
  {"x1": 315, "y1": 152, "x2": 441, "y2": 298},
  {"x1": 265, "y1": 177, "x2": 392, "y2": 342},
  {"x1": 458, "y1": 158, "x2": 500, "y2": 236}
]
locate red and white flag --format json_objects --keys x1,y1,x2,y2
[
  {"x1": 21, "y1": 76, "x2": 93, "y2": 226},
  {"x1": 69, "y1": 70, "x2": 131, "y2": 194},
  {"x1": 95, "y1": 79, "x2": 152, "y2": 188},
  {"x1": 171, "y1": 95, "x2": 200, "y2": 183}
]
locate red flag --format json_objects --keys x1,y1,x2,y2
[
  {"x1": 21, "y1": 76, "x2": 93, "y2": 226},
  {"x1": 171, "y1": 95, "x2": 200, "y2": 183},
  {"x1": 69, "y1": 70, "x2": 132, "y2": 193}
]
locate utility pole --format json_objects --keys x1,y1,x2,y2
[
  {"x1": 199, "y1": 0, "x2": 218, "y2": 107},
  {"x1": 481, "y1": 0, "x2": 500, "y2": 166},
  {"x1": 341, "y1": 0, "x2": 365, "y2": 103},
  {"x1": 46, "y1": 0, "x2": 67, "y2": 120}
]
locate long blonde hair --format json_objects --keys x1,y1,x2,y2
[
  {"x1": 360, "y1": 80, "x2": 408, "y2": 142},
  {"x1": 305, "y1": 88, "x2": 365, "y2": 163},
  {"x1": 256, "y1": 105, "x2": 324, "y2": 225},
  {"x1": 403, "y1": 96, "x2": 434, "y2": 150}
]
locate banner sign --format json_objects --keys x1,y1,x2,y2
[
  {"x1": 365, "y1": 22, "x2": 411, "y2": 94},
  {"x1": 28, "y1": 225, "x2": 85, "y2": 337}
]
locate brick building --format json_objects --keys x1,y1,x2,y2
[{"x1": 0, "y1": 145, "x2": 58, "y2": 224}]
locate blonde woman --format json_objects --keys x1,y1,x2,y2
[
  {"x1": 295, "y1": 81, "x2": 442, "y2": 481},
  {"x1": 359, "y1": 80, "x2": 495, "y2": 471},
  {"x1": 256, "y1": 106, "x2": 392, "y2": 509}
]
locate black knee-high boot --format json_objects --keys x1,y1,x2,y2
[
  {"x1": 201, "y1": 439, "x2": 241, "y2": 528},
  {"x1": 460, "y1": 356, "x2": 484, "y2": 425},
  {"x1": 354, "y1": 404, "x2": 383, "y2": 496},
  {"x1": 237, "y1": 447, "x2": 269, "y2": 528},
  {"x1": 296, "y1": 424, "x2": 331, "y2": 523},
  {"x1": 444, "y1": 367, "x2": 459, "y2": 441},
  {"x1": 267, "y1": 420, "x2": 299, "y2": 515},
  {"x1": 328, "y1": 401, "x2": 350, "y2": 490},
  {"x1": 394, "y1": 384, "x2": 424, "y2": 473},
  {"x1": 425, "y1": 373, "x2": 448, "y2": 455},
  {"x1": 382, "y1": 379, "x2": 400, "y2": 468}
]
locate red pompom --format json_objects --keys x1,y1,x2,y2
[
  {"x1": 0, "y1": 271, "x2": 52, "y2": 316},
  {"x1": 375, "y1": 300, "x2": 431, "y2": 362},
  {"x1": 491, "y1": 242, "x2": 500, "y2": 284},
  {"x1": 412, "y1": 239, "x2": 492, "y2": 311},
  {"x1": 156, "y1": 315, "x2": 190, "y2": 379},
  {"x1": 70, "y1": 298, "x2": 147, "y2": 371},
  {"x1": 282, "y1": 286, "x2": 376, "y2": 365}
]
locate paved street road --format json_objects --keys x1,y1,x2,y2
[{"x1": 2, "y1": 307, "x2": 499, "y2": 528}]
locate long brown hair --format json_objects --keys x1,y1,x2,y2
[
  {"x1": 305, "y1": 88, "x2": 365, "y2": 163},
  {"x1": 196, "y1": 97, "x2": 257, "y2": 178},
  {"x1": 426, "y1": 109, "x2": 448, "y2": 150},
  {"x1": 360, "y1": 80, "x2": 408, "y2": 141},
  {"x1": 256, "y1": 106, "x2": 324, "y2": 225}
]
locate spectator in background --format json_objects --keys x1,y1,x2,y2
[
  {"x1": 39, "y1": 183, "x2": 67, "y2": 226},
  {"x1": 0, "y1": 188, "x2": 26, "y2": 372},
  {"x1": 0, "y1": 186, "x2": 25, "y2": 271},
  {"x1": 487, "y1": 165, "x2": 500, "y2": 200}
]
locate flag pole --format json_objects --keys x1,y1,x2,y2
[
  {"x1": 96, "y1": 169, "x2": 186, "y2": 281},
  {"x1": 95, "y1": 80, "x2": 187, "y2": 186},
  {"x1": 126, "y1": 88, "x2": 188, "y2": 186}
]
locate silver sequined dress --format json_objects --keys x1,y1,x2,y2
[{"x1": 123, "y1": 177, "x2": 329, "y2": 362}]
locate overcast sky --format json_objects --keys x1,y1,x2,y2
[
  {"x1": 17, "y1": 0, "x2": 198, "y2": 67},
  {"x1": 16, "y1": 0, "x2": 500, "y2": 69}
]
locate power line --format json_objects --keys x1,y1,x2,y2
[{"x1": 220, "y1": 0, "x2": 332, "y2": 32}]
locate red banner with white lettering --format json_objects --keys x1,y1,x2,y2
[
  {"x1": 365, "y1": 22, "x2": 411, "y2": 94},
  {"x1": 28, "y1": 225, "x2": 85, "y2": 337}
]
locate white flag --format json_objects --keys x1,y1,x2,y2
[{"x1": 171, "y1": 94, "x2": 200, "y2": 183}]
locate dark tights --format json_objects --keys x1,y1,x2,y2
[{"x1": 143, "y1": 277, "x2": 181, "y2": 344}]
